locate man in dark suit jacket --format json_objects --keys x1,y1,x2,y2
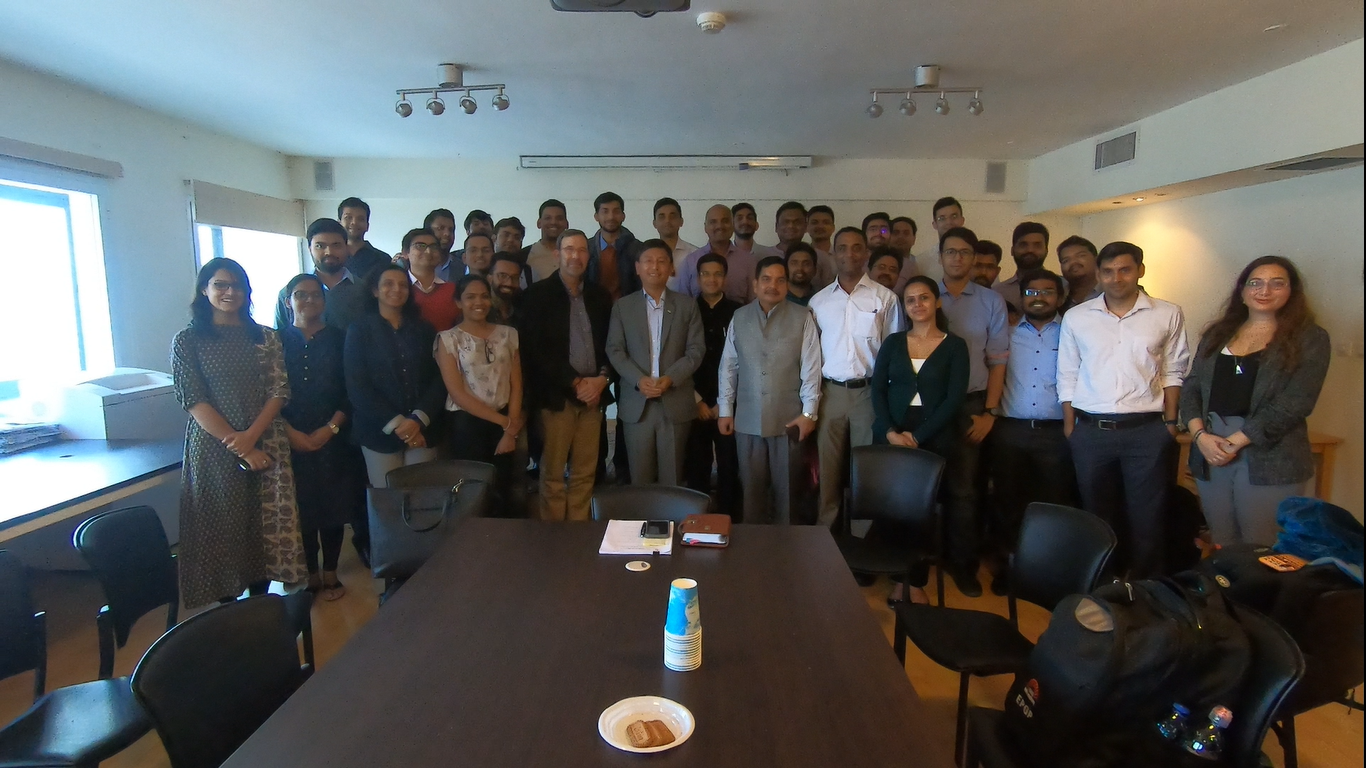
[
  {"x1": 606, "y1": 240, "x2": 706, "y2": 485},
  {"x1": 517, "y1": 230, "x2": 614, "y2": 521}
]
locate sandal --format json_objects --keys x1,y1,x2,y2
[
  {"x1": 305, "y1": 573, "x2": 322, "y2": 594},
  {"x1": 321, "y1": 572, "x2": 346, "y2": 601}
]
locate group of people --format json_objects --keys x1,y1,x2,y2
[{"x1": 171, "y1": 193, "x2": 1331, "y2": 610}]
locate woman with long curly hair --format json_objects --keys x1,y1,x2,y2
[{"x1": 1179, "y1": 255, "x2": 1330, "y2": 545}]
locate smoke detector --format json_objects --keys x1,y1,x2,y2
[{"x1": 697, "y1": 11, "x2": 726, "y2": 32}]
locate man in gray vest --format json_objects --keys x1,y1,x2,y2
[
  {"x1": 606, "y1": 240, "x2": 706, "y2": 485},
  {"x1": 718, "y1": 256, "x2": 823, "y2": 524}
]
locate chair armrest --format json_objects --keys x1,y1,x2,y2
[
  {"x1": 32, "y1": 611, "x2": 47, "y2": 701},
  {"x1": 96, "y1": 605, "x2": 117, "y2": 679}
]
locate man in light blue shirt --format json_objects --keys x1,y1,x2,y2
[{"x1": 987, "y1": 269, "x2": 1079, "y2": 595}]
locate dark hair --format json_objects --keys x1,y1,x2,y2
[
  {"x1": 1199, "y1": 256, "x2": 1314, "y2": 369},
  {"x1": 556, "y1": 228, "x2": 588, "y2": 249},
  {"x1": 1018, "y1": 268, "x2": 1065, "y2": 296},
  {"x1": 807, "y1": 204, "x2": 834, "y2": 220},
  {"x1": 494, "y1": 217, "x2": 526, "y2": 237},
  {"x1": 901, "y1": 275, "x2": 950, "y2": 333},
  {"x1": 637, "y1": 238, "x2": 673, "y2": 262},
  {"x1": 463, "y1": 232, "x2": 495, "y2": 249},
  {"x1": 975, "y1": 239, "x2": 1003, "y2": 264},
  {"x1": 1056, "y1": 235, "x2": 1098, "y2": 258},
  {"x1": 653, "y1": 197, "x2": 682, "y2": 217},
  {"x1": 455, "y1": 273, "x2": 492, "y2": 300},
  {"x1": 785, "y1": 242, "x2": 818, "y2": 263},
  {"x1": 363, "y1": 263, "x2": 420, "y2": 318},
  {"x1": 423, "y1": 208, "x2": 456, "y2": 229},
  {"x1": 1097, "y1": 241, "x2": 1143, "y2": 267},
  {"x1": 868, "y1": 246, "x2": 903, "y2": 272},
  {"x1": 697, "y1": 253, "x2": 728, "y2": 275},
  {"x1": 402, "y1": 227, "x2": 437, "y2": 253},
  {"x1": 463, "y1": 209, "x2": 493, "y2": 232},
  {"x1": 754, "y1": 255, "x2": 787, "y2": 280},
  {"x1": 891, "y1": 216, "x2": 918, "y2": 236},
  {"x1": 861, "y1": 211, "x2": 891, "y2": 231},
  {"x1": 190, "y1": 257, "x2": 261, "y2": 341},
  {"x1": 593, "y1": 192, "x2": 625, "y2": 213},
  {"x1": 284, "y1": 273, "x2": 326, "y2": 316},
  {"x1": 491, "y1": 252, "x2": 523, "y2": 273},
  {"x1": 775, "y1": 201, "x2": 807, "y2": 223},
  {"x1": 939, "y1": 226, "x2": 980, "y2": 252},
  {"x1": 538, "y1": 199, "x2": 566, "y2": 218},
  {"x1": 337, "y1": 197, "x2": 370, "y2": 219},
  {"x1": 833, "y1": 226, "x2": 867, "y2": 248},
  {"x1": 932, "y1": 197, "x2": 963, "y2": 219},
  {"x1": 306, "y1": 218, "x2": 348, "y2": 246},
  {"x1": 1012, "y1": 221, "x2": 1050, "y2": 246},
  {"x1": 731, "y1": 202, "x2": 756, "y2": 218}
]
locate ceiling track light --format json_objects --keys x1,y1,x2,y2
[
  {"x1": 394, "y1": 63, "x2": 509, "y2": 118},
  {"x1": 866, "y1": 65, "x2": 984, "y2": 118}
]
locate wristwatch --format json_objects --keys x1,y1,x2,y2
[
  {"x1": 327, "y1": 422, "x2": 340, "y2": 435},
  {"x1": 802, "y1": 412, "x2": 818, "y2": 422},
  {"x1": 987, "y1": 407, "x2": 1003, "y2": 417}
]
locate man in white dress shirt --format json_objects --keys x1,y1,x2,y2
[
  {"x1": 1058, "y1": 241, "x2": 1190, "y2": 578},
  {"x1": 653, "y1": 197, "x2": 697, "y2": 292},
  {"x1": 809, "y1": 227, "x2": 902, "y2": 528}
]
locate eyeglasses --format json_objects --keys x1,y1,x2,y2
[
  {"x1": 410, "y1": 242, "x2": 440, "y2": 252},
  {"x1": 1023, "y1": 288, "x2": 1058, "y2": 297},
  {"x1": 868, "y1": 227, "x2": 889, "y2": 235},
  {"x1": 291, "y1": 290, "x2": 324, "y2": 301},
  {"x1": 209, "y1": 280, "x2": 241, "y2": 292},
  {"x1": 1245, "y1": 278, "x2": 1290, "y2": 291},
  {"x1": 941, "y1": 248, "x2": 974, "y2": 259}
]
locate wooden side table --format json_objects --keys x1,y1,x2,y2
[{"x1": 1176, "y1": 432, "x2": 1343, "y2": 500}]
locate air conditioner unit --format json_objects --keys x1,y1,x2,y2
[
  {"x1": 519, "y1": 155, "x2": 813, "y2": 170},
  {"x1": 550, "y1": 0, "x2": 689, "y2": 12}
]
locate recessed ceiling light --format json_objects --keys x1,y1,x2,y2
[
  {"x1": 1133, "y1": 196, "x2": 1146, "y2": 202},
  {"x1": 1155, "y1": 192, "x2": 1167, "y2": 197},
  {"x1": 1112, "y1": 201, "x2": 1123, "y2": 205},
  {"x1": 1263, "y1": 23, "x2": 1286, "y2": 32}
]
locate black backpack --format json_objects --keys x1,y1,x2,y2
[{"x1": 1003, "y1": 573, "x2": 1251, "y2": 767}]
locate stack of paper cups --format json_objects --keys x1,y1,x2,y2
[{"x1": 663, "y1": 578, "x2": 702, "y2": 672}]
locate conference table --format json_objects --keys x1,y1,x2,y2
[{"x1": 224, "y1": 517, "x2": 955, "y2": 768}]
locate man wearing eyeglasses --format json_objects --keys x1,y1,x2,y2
[{"x1": 985, "y1": 269, "x2": 1077, "y2": 596}]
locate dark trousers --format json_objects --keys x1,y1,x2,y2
[
  {"x1": 1069, "y1": 417, "x2": 1176, "y2": 578},
  {"x1": 989, "y1": 419, "x2": 1078, "y2": 558},
  {"x1": 302, "y1": 525, "x2": 345, "y2": 574},
  {"x1": 683, "y1": 417, "x2": 741, "y2": 518},
  {"x1": 596, "y1": 384, "x2": 631, "y2": 484},
  {"x1": 943, "y1": 391, "x2": 987, "y2": 571},
  {"x1": 449, "y1": 409, "x2": 518, "y2": 515}
]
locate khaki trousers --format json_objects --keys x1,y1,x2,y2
[
  {"x1": 816, "y1": 382, "x2": 875, "y2": 527},
  {"x1": 539, "y1": 403, "x2": 602, "y2": 521}
]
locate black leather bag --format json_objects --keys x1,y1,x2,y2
[{"x1": 367, "y1": 480, "x2": 490, "y2": 582}]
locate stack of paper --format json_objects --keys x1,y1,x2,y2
[
  {"x1": 0, "y1": 421, "x2": 62, "y2": 455},
  {"x1": 598, "y1": 519, "x2": 673, "y2": 556}
]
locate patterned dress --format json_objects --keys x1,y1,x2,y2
[{"x1": 172, "y1": 324, "x2": 306, "y2": 607}]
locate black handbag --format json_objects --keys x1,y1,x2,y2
[{"x1": 367, "y1": 479, "x2": 490, "y2": 582}]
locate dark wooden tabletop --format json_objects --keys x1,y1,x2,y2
[
  {"x1": 225, "y1": 517, "x2": 955, "y2": 768},
  {"x1": 0, "y1": 438, "x2": 182, "y2": 532}
]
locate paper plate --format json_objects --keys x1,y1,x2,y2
[{"x1": 597, "y1": 695, "x2": 695, "y2": 754}]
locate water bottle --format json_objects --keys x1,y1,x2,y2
[
  {"x1": 1155, "y1": 703, "x2": 1190, "y2": 740},
  {"x1": 1183, "y1": 705, "x2": 1233, "y2": 761}
]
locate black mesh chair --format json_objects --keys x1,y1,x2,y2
[
  {"x1": 131, "y1": 594, "x2": 308, "y2": 768},
  {"x1": 0, "y1": 550, "x2": 150, "y2": 767},
  {"x1": 895, "y1": 502, "x2": 1116, "y2": 765},
  {"x1": 72, "y1": 505, "x2": 179, "y2": 680},
  {"x1": 833, "y1": 445, "x2": 947, "y2": 605},
  {"x1": 590, "y1": 485, "x2": 712, "y2": 524},
  {"x1": 962, "y1": 603, "x2": 1305, "y2": 768},
  {"x1": 1271, "y1": 587, "x2": 1364, "y2": 768},
  {"x1": 386, "y1": 459, "x2": 497, "y2": 490}
]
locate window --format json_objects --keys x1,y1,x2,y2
[
  {"x1": 194, "y1": 224, "x2": 304, "y2": 327},
  {"x1": 0, "y1": 177, "x2": 112, "y2": 401}
]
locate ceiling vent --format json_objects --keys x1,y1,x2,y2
[
  {"x1": 1094, "y1": 131, "x2": 1137, "y2": 170},
  {"x1": 312, "y1": 160, "x2": 334, "y2": 192},
  {"x1": 1266, "y1": 157, "x2": 1362, "y2": 172},
  {"x1": 550, "y1": 0, "x2": 689, "y2": 13}
]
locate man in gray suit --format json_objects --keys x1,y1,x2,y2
[
  {"x1": 718, "y1": 256, "x2": 823, "y2": 524},
  {"x1": 606, "y1": 240, "x2": 706, "y2": 485}
]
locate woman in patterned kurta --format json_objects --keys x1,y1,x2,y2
[{"x1": 172, "y1": 258, "x2": 306, "y2": 607}]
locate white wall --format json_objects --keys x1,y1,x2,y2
[
  {"x1": 293, "y1": 157, "x2": 1080, "y2": 280},
  {"x1": 0, "y1": 59, "x2": 293, "y2": 370},
  {"x1": 1080, "y1": 166, "x2": 1365, "y2": 516},
  {"x1": 1027, "y1": 39, "x2": 1365, "y2": 214}
]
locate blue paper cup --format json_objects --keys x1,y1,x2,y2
[{"x1": 665, "y1": 578, "x2": 701, "y2": 636}]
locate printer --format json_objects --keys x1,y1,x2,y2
[{"x1": 56, "y1": 368, "x2": 187, "y2": 440}]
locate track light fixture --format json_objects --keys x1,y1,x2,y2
[
  {"x1": 394, "y1": 63, "x2": 510, "y2": 118},
  {"x1": 866, "y1": 64, "x2": 984, "y2": 119}
]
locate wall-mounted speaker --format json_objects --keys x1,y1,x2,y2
[
  {"x1": 313, "y1": 160, "x2": 335, "y2": 192},
  {"x1": 985, "y1": 161, "x2": 1007, "y2": 194}
]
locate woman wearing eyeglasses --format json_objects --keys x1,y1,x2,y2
[
  {"x1": 1180, "y1": 256, "x2": 1330, "y2": 545},
  {"x1": 402, "y1": 227, "x2": 462, "y2": 332},
  {"x1": 172, "y1": 258, "x2": 305, "y2": 607},
  {"x1": 280, "y1": 273, "x2": 363, "y2": 600},
  {"x1": 436, "y1": 274, "x2": 524, "y2": 512}
]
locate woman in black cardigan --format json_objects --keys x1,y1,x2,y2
[
  {"x1": 871, "y1": 276, "x2": 970, "y2": 604},
  {"x1": 1180, "y1": 256, "x2": 1330, "y2": 546},
  {"x1": 344, "y1": 263, "x2": 447, "y2": 487}
]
